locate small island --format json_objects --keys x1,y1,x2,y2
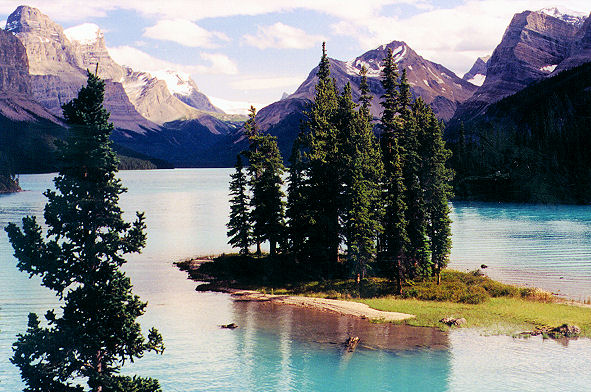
[{"x1": 177, "y1": 255, "x2": 591, "y2": 339}]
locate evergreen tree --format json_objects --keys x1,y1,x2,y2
[
  {"x1": 339, "y1": 81, "x2": 383, "y2": 278},
  {"x1": 247, "y1": 107, "x2": 286, "y2": 256},
  {"x1": 250, "y1": 134, "x2": 286, "y2": 256},
  {"x1": 403, "y1": 101, "x2": 430, "y2": 277},
  {"x1": 286, "y1": 135, "x2": 310, "y2": 261},
  {"x1": 415, "y1": 100, "x2": 453, "y2": 283},
  {"x1": 227, "y1": 154, "x2": 251, "y2": 254},
  {"x1": 243, "y1": 105, "x2": 263, "y2": 254},
  {"x1": 5, "y1": 71, "x2": 164, "y2": 392},
  {"x1": 398, "y1": 69, "x2": 413, "y2": 121},
  {"x1": 304, "y1": 42, "x2": 342, "y2": 275},
  {"x1": 378, "y1": 47, "x2": 407, "y2": 278}
]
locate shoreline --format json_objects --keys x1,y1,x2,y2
[
  {"x1": 176, "y1": 257, "x2": 591, "y2": 338},
  {"x1": 224, "y1": 288, "x2": 415, "y2": 322}
]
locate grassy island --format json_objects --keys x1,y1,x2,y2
[{"x1": 176, "y1": 254, "x2": 591, "y2": 338}]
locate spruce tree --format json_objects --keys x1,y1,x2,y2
[
  {"x1": 378, "y1": 48, "x2": 408, "y2": 279},
  {"x1": 250, "y1": 135, "x2": 286, "y2": 256},
  {"x1": 247, "y1": 107, "x2": 286, "y2": 256},
  {"x1": 415, "y1": 100, "x2": 453, "y2": 284},
  {"x1": 339, "y1": 81, "x2": 383, "y2": 278},
  {"x1": 5, "y1": 71, "x2": 164, "y2": 392},
  {"x1": 227, "y1": 154, "x2": 251, "y2": 254},
  {"x1": 244, "y1": 106, "x2": 263, "y2": 254},
  {"x1": 304, "y1": 42, "x2": 341, "y2": 276},
  {"x1": 286, "y1": 135, "x2": 310, "y2": 261},
  {"x1": 403, "y1": 101, "x2": 430, "y2": 277}
]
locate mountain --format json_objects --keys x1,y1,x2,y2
[
  {"x1": 5, "y1": 5, "x2": 224, "y2": 130},
  {"x1": 450, "y1": 8, "x2": 590, "y2": 127},
  {"x1": 251, "y1": 41, "x2": 478, "y2": 162},
  {"x1": 450, "y1": 61, "x2": 591, "y2": 203},
  {"x1": 285, "y1": 41, "x2": 476, "y2": 121},
  {"x1": 462, "y1": 56, "x2": 490, "y2": 86}
]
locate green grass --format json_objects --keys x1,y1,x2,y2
[
  {"x1": 178, "y1": 255, "x2": 591, "y2": 337},
  {"x1": 357, "y1": 296, "x2": 591, "y2": 337}
]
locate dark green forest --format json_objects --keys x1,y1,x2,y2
[
  {"x1": 448, "y1": 62, "x2": 591, "y2": 204},
  {"x1": 227, "y1": 44, "x2": 453, "y2": 290}
]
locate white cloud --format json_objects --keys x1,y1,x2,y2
[
  {"x1": 243, "y1": 22, "x2": 324, "y2": 49},
  {"x1": 108, "y1": 46, "x2": 238, "y2": 75},
  {"x1": 144, "y1": 19, "x2": 229, "y2": 48},
  {"x1": 199, "y1": 53, "x2": 238, "y2": 75},
  {"x1": 208, "y1": 96, "x2": 265, "y2": 115},
  {"x1": 231, "y1": 76, "x2": 304, "y2": 90}
]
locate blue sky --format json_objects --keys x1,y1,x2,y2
[{"x1": 0, "y1": 0, "x2": 589, "y2": 113}]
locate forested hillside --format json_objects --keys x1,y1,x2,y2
[{"x1": 449, "y1": 61, "x2": 591, "y2": 203}]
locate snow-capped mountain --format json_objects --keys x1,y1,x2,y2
[
  {"x1": 539, "y1": 7, "x2": 588, "y2": 28},
  {"x1": 451, "y1": 7, "x2": 591, "y2": 125},
  {"x1": 462, "y1": 56, "x2": 490, "y2": 87},
  {"x1": 4, "y1": 5, "x2": 223, "y2": 128}
]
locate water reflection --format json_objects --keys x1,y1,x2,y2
[{"x1": 229, "y1": 300, "x2": 451, "y2": 392}]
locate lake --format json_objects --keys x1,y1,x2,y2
[{"x1": 1, "y1": 169, "x2": 590, "y2": 391}]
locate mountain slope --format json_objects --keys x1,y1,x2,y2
[
  {"x1": 451, "y1": 8, "x2": 590, "y2": 127},
  {"x1": 450, "y1": 61, "x2": 591, "y2": 203}
]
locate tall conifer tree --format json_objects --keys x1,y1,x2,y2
[
  {"x1": 414, "y1": 99, "x2": 453, "y2": 283},
  {"x1": 286, "y1": 135, "x2": 310, "y2": 261},
  {"x1": 304, "y1": 42, "x2": 341, "y2": 275},
  {"x1": 227, "y1": 154, "x2": 251, "y2": 254},
  {"x1": 247, "y1": 107, "x2": 286, "y2": 256},
  {"x1": 5, "y1": 71, "x2": 164, "y2": 392}
]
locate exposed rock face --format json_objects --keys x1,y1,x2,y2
[
  {"x1": 286, "y1": 41, "x2": 476, "y2": 122},
  {"x1": 451, "y1": 9, "x2": 590, "y2": 126},
  {"x1": 0, "y1": 28, "x2": 30, "y2": 94},
  {"x1": 5, "y1": 5, "x2": 223, "y2": 132},
  {"x1": 6, "y1": 6, "x2": 156, "y2": 133},
  {"x1": 554, "y1": 13, "x2": 591, "y2": 72},
  {"x1": 462, "y1": 56, "x2": 490, "y2": 87},
  {"x1": 151, "y1": 69, "x2": 223, "y2": 114},
  {"x1": 119, "y1": 68, "x2": 212, "y2": 124}
]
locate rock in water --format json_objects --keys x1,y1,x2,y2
[
  {"x1": 439, "y1": 317, "x2": 467, "y2": 327},
  {"x1": 220, "y1": 323, "x2": 238, "y2": 329}
]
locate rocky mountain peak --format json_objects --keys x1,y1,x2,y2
[
  {"x1": 345, "y1": 41, "x2": 409, "y2": 77},
  {"x1": 538, "y1": 7, "x2": 588, "y2": 28},
  {"x1": 462, "y1": 56, "x2": 490, "y2": 86}
]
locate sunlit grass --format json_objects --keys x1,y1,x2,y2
[{"x1": 358, "y1": 296, "x2": 591, "y2": 337}]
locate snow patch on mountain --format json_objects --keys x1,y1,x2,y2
[
  {"x1": 64, "y1": 23, "x2": 102, "y2": 45},
  {"x1": 540, "y1": 64, "x2": 558, "y2": 73},
  {"x1": 467, "y1": 73, "x2": 486, "y2": 86},
  {"x1": 151, "y1": 70, "x2": 194, "y2": 96},
  {"x1": 539, "y1": 7, "x2": 588, "y2": 27}
]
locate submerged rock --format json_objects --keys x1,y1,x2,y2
[{"x1": 220, "y1": 323, "x2": 238, "y2": 330}]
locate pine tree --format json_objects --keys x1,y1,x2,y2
[
  {"x1": 304, "y1": 42, "x2": 342, "y2": 276},
  {"x1": 247, "y1": 107, "x2": 286, "y2": 256},
  {"x1": 415, "y1": 100, "x2": 453, "y2": 284},
  {"x1": 250, "y1": 134, "x2": 286, "y2": 256},
  {"x1": 339, "y1": 81, "x2": 383, "y2": 278},
  {"x1": 244, "y1": 105, "x2": 263, "y2": 254},
  {"x1": 5, "y1": 71, "x2": 164, "y2": 392},
  {"x1": 403, "y1": 101, "x2": 430, "y2": 277},
  {"x1": 227, "y1": 154, "x2": 251, "y2": 254},
  {"x1": 286, "y1": 135, "x2": 310, "y2": 261},
  {"x1": 378, "y1": 48, "x2": 409, "y2": 280}
]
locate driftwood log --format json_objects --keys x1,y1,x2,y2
[{"x1": 345, "y1": 336, "x2": 360, "y2": 352}]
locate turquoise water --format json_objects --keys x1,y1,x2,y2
[{"x1": 1, "y1": 169, "x2": 591, "y2": 391}]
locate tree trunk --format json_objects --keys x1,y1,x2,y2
[
  {"x1": 96, "y1": 350, "x2": 103, "y2": 392},
  {"x1": 270, "y1": 240, "x2": 276, "y2": 256},
  {"x1": 256, "y1": 241, "x2": 261, "y2": 256},
  {"x1": 437, "y1": 269, "x2": 441, "y2": 285}
]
